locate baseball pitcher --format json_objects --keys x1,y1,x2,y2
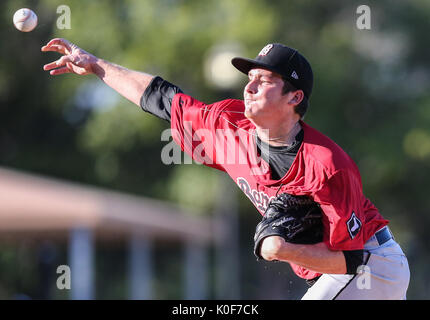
[{"x1": 42, "y1": 39, "x2": 410, "y2": 299}]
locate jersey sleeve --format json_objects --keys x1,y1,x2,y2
[
  {"x1": 313, "y1": 169, "x2": 366, "y2": 251},
  {"x1": 169, "y1": 93, "x2": 229, "y2": 171},
  {"x1": 139, "y1": 76, "x2": 183, "y2": 122}
]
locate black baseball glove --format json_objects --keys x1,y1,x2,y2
[{"x1": 253, "y1": 193, "x2": 324, "y2": 260}]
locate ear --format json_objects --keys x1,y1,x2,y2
[{"x1": 288, "y1": 90, "x2": 304, "y2": 105}]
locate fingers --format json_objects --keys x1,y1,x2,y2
[
  {"x1": 41, "y1": 38, "x2": 72, "y2": 54},
  {"x1": 48, "y1": 66, "x2": 71, "y2": 76},
  {"x1": 44, "y1": 38, "x2": 71, "y2": 48},
  {"x1": 43, "y1": 61, "x2": 58, "y2": 71},
  {"x1": 41, "y1": 38, "x2": 92, "y2": 76},
  {"x1": 41, "y1": 44, "x2": 67, "y2": 54},
  {"x1": 43, "y1": 55, "x2": 74, "y2": 72}
]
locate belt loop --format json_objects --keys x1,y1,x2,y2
[
  {"x1": 375, "y1": 226, "x2": 393, "y2": 246},
  {"x1": 389, "y1": 227, "x2": 395, "y2": 241}
]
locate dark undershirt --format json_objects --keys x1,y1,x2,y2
[
  {"x1": 256, "y1": 130, "x2": 304, "y2": 180},
  {"x1": 140, "y1": 75, "x2": 363, "y2": 275}
]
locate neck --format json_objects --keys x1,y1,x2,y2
[{"x1": 256, "y1": 120, "x2": 301, "y2": 147}]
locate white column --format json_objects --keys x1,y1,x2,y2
[
  {"x1": 184, "y1": 241, "x2": 208, "y2": 299},
  {"x1": 129, "y1": 234, "x2": 152, "y2": 300},
  {"x1": 214, "y1": 174, "x2": 240, "y2": 299},
  {"x1": 69, "y1": 228, "x2": 94, "y2": 300}
]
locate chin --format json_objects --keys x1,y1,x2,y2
[
  {"x1": 244, "y1": 108, "x2": 256, "y2": 120},
  {"x1": 244, "y1": 108, "x2": 251, "y2": 117}
]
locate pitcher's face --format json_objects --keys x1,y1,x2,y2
[{"x1": 243, "y1": 68, "x2": 291, "y2": 122}]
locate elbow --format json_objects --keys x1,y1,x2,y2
[{"x1": 260, "y1": 236, "x2": 286, "y2": 261}]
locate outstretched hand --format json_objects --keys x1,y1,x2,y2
[{"x1": 41, "y1": 38, "x2": 98, "y2": 76}]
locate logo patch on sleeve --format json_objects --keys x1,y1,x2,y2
[{"x1": 347, "y1": 212, "x2": 362, "y2": 239}]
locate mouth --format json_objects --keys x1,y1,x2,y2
[
  {"x1": 244, "y1": 98, "x2": 255, "y2": 108},
  {"x1": 244, "y1": 100, "x2": 252, "y2": 110}
]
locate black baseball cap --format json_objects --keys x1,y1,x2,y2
[{"x1": 231, "y1": 43, "x2": 313, "y2": 99}]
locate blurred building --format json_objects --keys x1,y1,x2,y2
[{"x1": 0, "y1": 167, "x2": 221, "y2": 299}]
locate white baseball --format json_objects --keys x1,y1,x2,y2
[{"x1": 13, "y1": 8, "x2": 38, "y2": 32}]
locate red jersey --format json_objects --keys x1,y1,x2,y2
[{"x1": 170, "y1": 93, "x2": 388, "y2": 279}]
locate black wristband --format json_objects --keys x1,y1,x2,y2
[{"x1": 343, "y1": 249, "x2": 364, "y2": 274}]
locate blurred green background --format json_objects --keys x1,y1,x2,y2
[{"x1": 0, "y1": 0, "x2": 429, "y2": 299}]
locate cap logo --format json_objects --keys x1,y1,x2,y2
[
  {"x1": 291, "y1": 71, "x2": 299, "y2": 80},
  {"x1": 258, "y1": 44, "x2": 274, "y2": 56}
]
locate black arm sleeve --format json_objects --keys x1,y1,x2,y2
[
  {"x1": 343, "y1": 250, "x2": 364, "y2": 275},
  {"x1": 139, "y1": 76, "x2": 183, "y2": 122}
]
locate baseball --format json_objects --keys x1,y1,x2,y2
[{"x1": 13, "y1": 8, "x2": 38, "y2": 32}]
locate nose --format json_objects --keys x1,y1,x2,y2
[{"x1": 245, "y1": 78, "x2": 257, "y2": 95}]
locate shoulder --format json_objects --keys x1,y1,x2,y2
[
  {"x1": 171, "y1": 94, "x2": 249, "y2": 130},
  {"x1": 301, "y1": 121, "x2": 359, "y2": 175},
  {"x1": 173, "y1": 94, "x2": 246, "y2": 121},
  {"x1": 173, "y1": 94, "x2": 244, "y2": 111}
]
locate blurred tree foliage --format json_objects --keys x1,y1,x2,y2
[{"x1": 0, "y1": 0, "x2": 429, "y2": 299}]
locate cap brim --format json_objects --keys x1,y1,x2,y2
[{"x1": 231, "y1": 57, "x2": 284, "y2": 77}]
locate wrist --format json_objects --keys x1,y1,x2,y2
[
  {"x1": 260, "y1": 236, "x2": 287, "y2": 261},
  {"x1": 91, "y1": 57, "x2": 106, "y2": 78}
]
